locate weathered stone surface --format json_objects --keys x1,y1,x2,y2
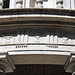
[{"x1": 0, "y1": 0, "x2": 75, "y2": 74}]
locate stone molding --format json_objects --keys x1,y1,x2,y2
[
  {"x1": 0, "y1": 9, "x2": 74, "y2": 29},
  {"x1": 0, "y1": 53, "x2": 15, "y2": 73},
  {"x1": 8, "y1": 50, "x2": 70, "y2": 65},
  {"x1": 64, "y1": 54, "x2": 75, "y2": 73},
  {"x1": 0, "y1": 34, "x2": 73, "y2": 45},
  {"x1": 0, "y1": 8, "x2": 74, "y2": 16}
]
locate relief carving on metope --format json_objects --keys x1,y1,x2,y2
[
  {"x1": 2, "y1": 36, "x2": 15, "y2": 44},
  {"x1": 14, "y1": 34, "x2": 29, "y2": 43},
  {"x1": 0, "y1": 34, "x2": 29, "y2": 44},
  {"x1": 58, "y1": 37, "x2": 68, "y2": 44},
  {"x1": 35, "y1": 36, "x2": 40, "y2": 42},
  {"x1": 29, "y1": 36, "x2": 41, "y2": 43},
  {"x1": 29, "y1": 36, "x2": 48, "y2": 43},
  {"x1": 62, "y1": 37, "x2": 68, "y2": 44},
  {"x1": 67, "y1": 39, "x2": 75, "y2": 45}
]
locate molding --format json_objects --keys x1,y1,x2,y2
[
  {"x1": 0, "y1": 15, "x2": 75, "y2": 29},
  {"x1": 8, "y1": 50, "x2": 70, "y2": 65},
  {"x1": 64, "y1": 54, "x2": 75, "y2": 73},
  {"x1": 0, "y1": 8, "x2": 75, "y2": 16},
  {"x1": 0, "y1": 53, "x2": 15, "y2": 73},
  {"x1": 0, "y1": 9, "x2": 75, "y2": 29}
]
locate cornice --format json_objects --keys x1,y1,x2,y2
[{"x1": 0, "y1": 8, "x2": 75, "y2": 29}]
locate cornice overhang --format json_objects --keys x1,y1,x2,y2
[{"x1": 0, "y1": 8, "x2": 75, "y2": 29}]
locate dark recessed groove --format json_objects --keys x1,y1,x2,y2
[
  {"x1": 0, "y1": 21, "x2": 74, "y2": 26},
  {"x1": 6, "y1": 65, "x2": 71, "y2": 75},
  {"x1": 0, "y1": 8, "x2": 75, "y2": 17}
]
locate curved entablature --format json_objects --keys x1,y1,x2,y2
[
  {"x1": 0, "y1": 4, "x2": 75, "y2": 75},
  {"x1": 0, "y1": 8, "x2": 74, "y2": 53}
]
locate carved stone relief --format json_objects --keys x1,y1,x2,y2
[
  {"x1": 0, "y1": 34, "x2": 73, "y2": 45},
  {"x1": 0, "y1": 29, "x2": 74, "y2": 46},
  {"x1": 2, "y1": 36, "x2": 15, "y2": 44}
]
